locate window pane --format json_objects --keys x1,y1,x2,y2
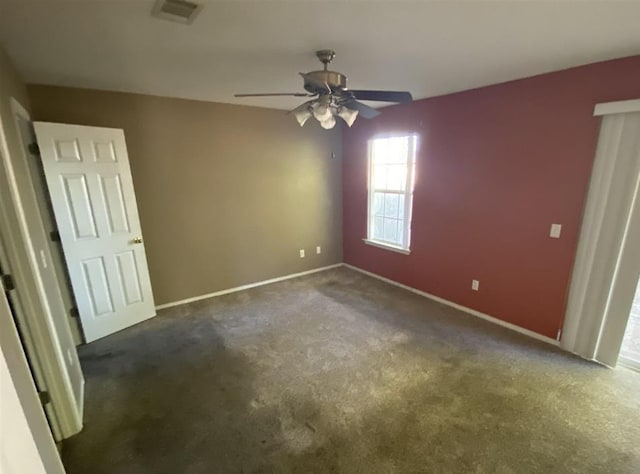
[
  {"x1": 383, "y1": 218, "x2": 399, "y2": 243},
  {"x1": 373, "y1": 192, "x2": 384, "y2": 216},
  {"x1": 372, "y1": 139, "x2": 389, "y2": 165},
  {"x1": 373, "y1": 216, "x2": 384, "y2": 240},
  {"x1": 387, "y1": 137, "x2": 408, "y2": 164},
  {"x1": 386, "y1": 164, "x2": 406, "y2": 191},
  {"x1": 368, "y1": 135, "x2": 415, "y2": 250},
  {"x1": 374, "y1": 164, "x2": 387, "y2": 189},
  {"x1": 384, "y1": 193, "x2": 400, "y2": 218}
]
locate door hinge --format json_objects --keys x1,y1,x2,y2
[
  {"x1": 70, "y1": 307, "x2": 79, "y2": 318},
  {"x1": 28, "y1": 142, "x2": 40, "y2": 155},
  {"x1": 50, "y1": 230, "x2": 61, "y2": 242},
  {"x1": 38, "y1": 390, "x2": 51, "y2": 405},
  {"x1": 556, "y1": 328, "x2": 562, "y2": 341},
  {"x1": 1, "y1": 274, "x2": 15, "y2": 291}
]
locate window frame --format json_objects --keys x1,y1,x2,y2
[{"x1": 364, "y1": 133, "x2": 418, "y2": 255}]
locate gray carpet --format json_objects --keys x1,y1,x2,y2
[{"x1": 63, "y1": 267, "x2": 640, "y2": 473}]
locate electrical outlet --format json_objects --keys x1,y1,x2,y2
[
  {"x1": 471, "y1": 280, "x2": 479, "y2": 291},
  {"x1": 550, "y1": 223, "x2": 562, "y2": 239},
  {"x1": 299, "y1": 249, "x2": 305, "y2": 258},
  {"x1": 316, "y1": 246, "x2": 321, "y2": 254}
]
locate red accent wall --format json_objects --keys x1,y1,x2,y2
[{"x1": 342, "y1": 56, "x2": 640, "y2": 339}]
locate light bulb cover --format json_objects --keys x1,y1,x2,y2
[
  {"x1": 312, "y1": 102, "x2": 332, "y2": 122},
  {"x1": 337, "y1": 106, "x2": 359, "y2": 127},
  {"x1": 320, "y1": 115, "x2": 336, "y2": 130},
  {"x1": 294, "y1": 108, "x2": 312, "y2": 127}
]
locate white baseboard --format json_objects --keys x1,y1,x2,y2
[
  {"x1": 343, "y1": 263, "x2": 559, "y2": 347},
  {"x1": 617, "y1": 356, "x2": 640, "y2": 372},
  {"x1": 156, "y1": 263, "x2": 343, "y2": 310},
  {"x1": 157, "y1": 261, "x2": 560, "y2": 348}
]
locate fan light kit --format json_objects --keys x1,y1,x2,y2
[{"x1": 235, "y1": 50, "x2": 413, "y2": 129}]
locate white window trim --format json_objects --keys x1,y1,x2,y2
[
  {"x1": 593, "y1": 99, "x2": 640, "y2": 116},
  {"x1": 366, "y1": 134, "x2": 417, "y2": 254},
  {"x1": 362, "y1": 238, "x2": 411, "y2": 255}
]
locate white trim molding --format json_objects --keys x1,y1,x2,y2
[
  {"x1": 158, "y1": 261, "x2": 562, "y2": 347},
  {"x1": 562, "y1": 110, "x2": 640, "y2": 367},
  {"x1": 156, "y1": 263, "x2": 343, "y2": 310},
  {"x1": 343, "y1": 264, "x2": 559, "y2": 347},
  {"x1": 362, "y1": 239, "x2": 411, "y2": 255},
  {"x1": 594, "y1": 99, "x2": 640, "y2": 116},
  {"x1": 366, "y1": 134, "x2": 417, "y2": 252},
  {"x1": 618, "y1": 357, "x2": 640, "y2": 373},
  {"x1": 0, "y1": 98, "x2": 82, "y2": 439}
]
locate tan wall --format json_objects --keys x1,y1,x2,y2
[{"x1": 28, "y1": 85, "x2": 343, "y2": 305}]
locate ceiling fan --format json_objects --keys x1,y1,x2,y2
[{"x1": 234, "y1": 49, "x2": 413, "y2": 129}]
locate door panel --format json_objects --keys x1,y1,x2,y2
[
  {"x1": 82, "y1": 257, "x2": 113, "y2": 316},
  {"x1": 61, "y1": 174, "x2": 98, "y2": 239},
  {"x1": 100, "y1": 174, "x2": 130, "y2": 234},
  {"x1": 115, "y1": 250, "x2": 143, "y2": 304},
  {"x1": 35, "y1": 122, "x2": 156, "y2": 342},
  {"x1": 93, "y1": 141, "x2": 117, "y2": 163},
  {"x1": 53, "y1": 138, "x2": 81, "y2": 162}
]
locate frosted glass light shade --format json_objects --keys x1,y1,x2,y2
[
  {"x1": 338, "y1": 106, "x2": 358, "y2": 127},
  {"x1": 320, "y1": 115, "x2": 336, "y2": 130},
  {"x1": 312, "y1": 103, "x2": 332, "y2": 122},
  {"x1": 294, "y1": 109, "x2": 312, "y2": 126}
]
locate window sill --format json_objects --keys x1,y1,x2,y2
[{"x1": 362, "y1": 239, "x2": 411, "y2": 255}]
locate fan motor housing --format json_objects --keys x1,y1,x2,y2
[{"x1": 303, "y1": 70, "x2": 348, "y2": 94}]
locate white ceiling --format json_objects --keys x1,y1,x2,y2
[{"x1": 1, "y1": 1, "x2": 639, "y2": 110}]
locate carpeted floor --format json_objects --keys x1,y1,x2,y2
[{"x1": 63, "y1": 267, "x2": 640, "y2": 473}]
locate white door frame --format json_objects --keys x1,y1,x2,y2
[
  {"x1": 11, "y1": 99, "x2": 84, "y2": 346},
  {"x1": 562, "y1": 99, "x2": 640, "y2": 367},
  {"x1": 0, "y1": 98, "x2": 82, "y2": 439},
  {"x1": 1, "y1": 279, "x2": 65, "y2": 474}
]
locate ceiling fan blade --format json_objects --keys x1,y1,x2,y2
[
  {"x1": 234, "y1": 92, "x2": 313, "y2": 97},
  {"x1": 299, "y1": 72, "x2": 331, "y2": 93},
  {"x1": 348, "y1": 90, "x2": 413, "y2": 103},
  {"x1": 343, "y1": 100, "x2": 381, "y2": 119}
]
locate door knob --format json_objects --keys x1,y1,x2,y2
[{"x1": 132, "y1": 236, "x2": 143, "y2": 244}]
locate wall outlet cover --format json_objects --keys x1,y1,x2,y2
[
  {"x1": 299, "y1": 249, "x2": 305, "y2": 258},
  {"x1": 472, "y1": 280, "x2": 479, "y2": 291},
  {"x1": 550, "y1": 223, "x2": 562, "y2": 239}
]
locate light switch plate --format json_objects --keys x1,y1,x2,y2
[{"x1": 550, "y1": 224, "x2": 562, "y2": 239}]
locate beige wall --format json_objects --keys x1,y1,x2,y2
[{"x1": 29, "y1": 85, "x2": 343, "y2": 305}]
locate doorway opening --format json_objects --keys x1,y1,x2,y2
[
  {"x1": 620, "y1": 280, "x2": 640, "y2": 371},
  {"x1": 561, "y1": 100, "x2": 640, "y2": 367}
]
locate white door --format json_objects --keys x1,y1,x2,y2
[{"x1": 34, "y1": 122, "x2": 155, "y2": 342}]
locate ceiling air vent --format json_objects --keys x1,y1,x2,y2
[{"x1": 152, "y1": 0, "x2": 203, "y2": 24}]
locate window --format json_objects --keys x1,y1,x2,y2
[{"x1": 366, "y1": 135, "x2": 417, "y2": 254}]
